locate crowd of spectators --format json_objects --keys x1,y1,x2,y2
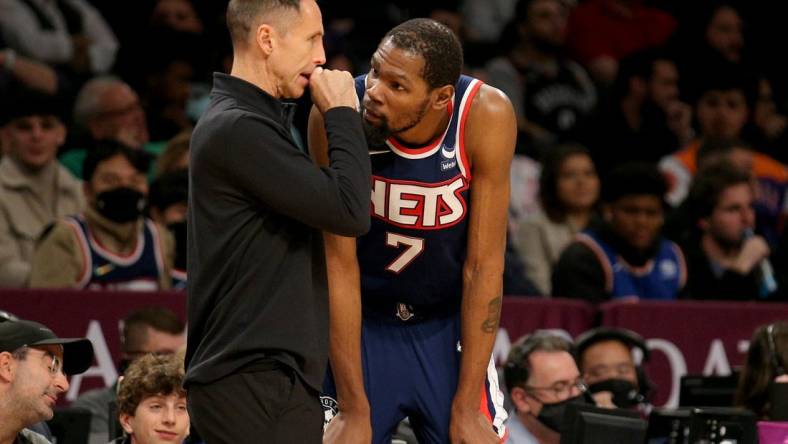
[
  {"x1": 1, "y1": 0, "x2": 788, "y2": 441},
  {"x1": 1, "y1": 0, "x2": 786, "y2": 300}
]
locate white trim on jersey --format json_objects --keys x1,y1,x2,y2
[
  {"x1": 87, "y1": 222, "x2": 146, "y2": 266},
  {"x1": 385, "y1": 101, "x2": 455, "y2": 160},
  {"x1": 64, "y1": 218, "x2": 93, "y2": 289},
  {"x1": 146, "y1": 220, "x2": 166, "y2": 280},
  {"x1": 455, "y1": 79, "x2": 482, "y2": 179},
  {"x1": 486, "y1": 355, "x2": 509, "y2": 439}
]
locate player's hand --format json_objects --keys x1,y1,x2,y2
[
  {"x1": 309, "y1": 67, "x2": 359, "y2": 114},
  {"x1": 449, "y1": 407, "x2": 500, "y2": 444},
  {"x1": 323, "y1": 411, "x2": 372, "y2": 444}
]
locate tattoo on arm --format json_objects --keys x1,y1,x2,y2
[{"x1": 481, "y1": 296, "x2": 502, "y2": 333}]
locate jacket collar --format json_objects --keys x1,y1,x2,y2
[
  {"x1": 211, "y1": 72, "x2": 296, "y2": 128},
  {"x1": 0, "y1": 157, "x2": 81, "y2": 195}
]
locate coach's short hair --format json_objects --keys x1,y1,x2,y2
[
  {"x1": 383, "y1": 18, "x2": 463, "y2": 90},
  {"x1": 226, "y1": 0, "x2": 301, "y2": 45}
]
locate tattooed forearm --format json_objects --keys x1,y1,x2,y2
[{"x1": 481, "y1": 296, "x2": 502, "y2": 333}]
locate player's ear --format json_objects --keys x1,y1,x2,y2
[{"x1": 431, "y1": 85, "x2": 454, "y2": 110}]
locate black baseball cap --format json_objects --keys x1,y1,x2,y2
[{"x1": 0, "y1": 320, "x2": 94, "y2": 375}]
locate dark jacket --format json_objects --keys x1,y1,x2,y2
[{"x1": 185, "y1": 73, "x2": 371, "y2": 391}]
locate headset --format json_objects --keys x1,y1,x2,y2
[
  {"x1": 766, "y1": 323, "x2": 786, "y2": 377},
  {"x1": 574, "y1": 327, "x2": 654, "y2": 403}
]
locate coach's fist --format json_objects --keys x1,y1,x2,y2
[{"x1": 309, "y1": 67, "x2": 359, "y2": 114}]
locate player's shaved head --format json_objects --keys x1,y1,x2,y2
[{"x1": 226, "y1": 0, "x2": 301, "y2": 46}]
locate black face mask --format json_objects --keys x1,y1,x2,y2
[
  {"x1": 588, "y1": 378, "x2": 642, "y2": 409},
  {"x1": 168, "y1": 221, "x2": 187, "y2": 270},
  {"x1": 95, "y1": 187, "x2": 145, "y2": 223},
  {"x1": 537, "y1": 392, "x2": 592, "y2": 432}
]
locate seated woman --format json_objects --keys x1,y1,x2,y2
[
  {"x1": 514, "y1": 144, "x2": 599, "y2": 295},
  {"x1": 735, "y1": 321, "x2": 788, "y2": 420}
]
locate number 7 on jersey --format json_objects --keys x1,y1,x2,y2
[{"x1": 385, "y1": 232, "x2": 425, "y2": 273}]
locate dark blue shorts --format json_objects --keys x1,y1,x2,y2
[{"x1": 322, "y1": 311, "x2": 507, "y2": 444}]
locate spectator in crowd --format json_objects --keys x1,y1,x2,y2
[
  {"x1": 503, "y1": 331, "x2": 593, "y2": 443},
  {"x1": 0, "y1": 89, "x2": 84, "y2": 288},
  {"x1": 552, "y1": 163, "x2": 686, "y2": 303},
  {"x1": 0, "y1": 319, "x2": 94, "y2": 444},
  {"x1": 750, "y1": 76, "x2": 788, "y2": 165},
  {"x1": 29, "y1": 141, "x2": 174, "y2": 289},
  {"x1": 0, "y1": 0, "x2": 118, "y2": 75},
  {"x1": 667, "y1": 136, "x2": 787, "y2": 245},
  {"x1": 136, "y1": 32, "x2": 203, "y2": 142},
  {"x1": 61, "y1": 77, "x2": 162, "y2": 179},
  {"x1": 672, "y1": 4, "x2": 750, "y2": 93},
  {"x1": 0, "y1": 49, "x2": 58, "y2": 95},
  {"x1": 565, "y1": 0, "x2": 676, "y2": 85},
  {"x1": 155, "y1": 130, "x2": 190, "y2": 177},
  {"x1": 736, "y1": 321, "x2": 788, "y2": 420},
  {"x1": 74, "y1": 307, "x2": 185, "y2": 444},
  {"x1": 588, "y1": 49, "x2": 692, "y2": 175},
  {"x1": 681, "y1": 162, "x2": 777, "y2": 300},
  {"x1": 658, "y1": 68, "x2": 758, "y2": 206},
  {"x1": 148, "y1": 171, "x2": 188, "y2": 290},
  {"x1": 514, "y1": 144, "x2": 599, "y2": 295},
  {"x1": 461, "y1": 0, "x2": 517, "y2": 45},
  {"x1": 150, "y1": 0, "x2": 204, "y2": 35},
  {"x1": 703, "y1": 4, "x2": 744, "y2": 65},
  {"x1": 115, "y1": 353, "x2": 189, "y2": 444},
  {"x1": 575, "y1": 327, "x2": 653, "y2": 414},
  {"x1": 486, "y1": 0, "x2": 596, "y2": 157}
]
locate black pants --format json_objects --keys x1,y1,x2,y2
[{"x1": 188, "y1": 367, "x2": 323, "y2": 444}]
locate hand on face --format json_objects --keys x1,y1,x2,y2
[{"x1": 309, "y1": 67, "x2": 359, "y2": 114}]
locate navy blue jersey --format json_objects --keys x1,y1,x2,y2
[
  {"x1": 64, "y1": 215, "x2": 166, "y2": 290},
  {"x1": 355, "y1": 74, "x2": 483, "y2": 310},
  {"x1": 576, "y1": 229, "x2": 686, "y2": 300}
]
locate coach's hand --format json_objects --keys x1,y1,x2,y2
[
  {"x1": 449, "y1": 407, "x2": 500, "y2": 444},
  {"x1": 323, "y1": 411, "x2": 372, "y2": 444},
  {"x1": 310, "y1": 67, "x2": 358, "y2": 114}
]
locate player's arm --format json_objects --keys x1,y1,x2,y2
[
  {"x1": 308, "y1": 106, "x2": 372, "y2": 444},
  {"x1": 451, "y1": 85, "x2": 516, "y2": 443}
]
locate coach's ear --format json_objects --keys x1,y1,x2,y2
[{"x1": 431, "y1": 85, "x2": 454, "y2": 110}]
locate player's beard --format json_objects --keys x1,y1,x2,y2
[{"x1": 362, "y1": 98, "x2": 430, "y2": 148}]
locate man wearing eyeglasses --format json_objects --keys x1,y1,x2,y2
[
  {"x1": 502, "y1": 332, "x2": 595, "y2": 444},
  {"x1": 0, "y1": 319, "x2": 94, "y2": 444}
]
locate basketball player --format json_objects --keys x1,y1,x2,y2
[{"x1": 309, "y1": 19, "x2": 516, "y2": 444}]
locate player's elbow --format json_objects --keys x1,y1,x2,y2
[
  {"x1": 337, "y1": 214, "x2": 370, "y2": 237},
  {"x1": 329, "y1": 205, "x2": 370, "y2": 236}
]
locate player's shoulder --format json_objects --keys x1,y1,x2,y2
[{"x1": 468, "y1": 83, "x2": 515, "y2": 121}]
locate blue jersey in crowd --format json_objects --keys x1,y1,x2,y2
[
  {"x1": 64, "y1": 215, "x2": 166, "y2": 290},
  {"x1": 576, "y1": 229, "x2": 686, "y2": 300}
]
